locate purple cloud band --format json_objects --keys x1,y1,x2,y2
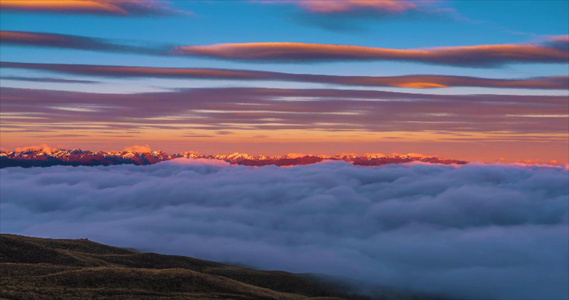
[
  {"x1": 2, "y1": 61, "x2": 567, "y2": 90},
  {"x1": 0, "y1": 31, "x2": 168, "y2": 55},
  {"x1": 174, "y1": 37, "x2": 569, "y2": 66},
  {"x1": 2, "y1": 87, "x2": 567, "y2": 136}
]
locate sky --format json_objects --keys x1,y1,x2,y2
[{"x1": 1, "y1": 0, "x2": 568, "y2": 162}]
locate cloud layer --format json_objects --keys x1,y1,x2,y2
[
  {"x1": 0, "y1": 75, "x2": 97, "y2": 84},
  {"x1": 174, "y1": 39, "x2": 569, "y2": 66},
  {"x1": 3, "y1": 61, "x2": 568, "y2": 89},
  {"x1": 2, "y1": 87, "x2": 567, "y2": 136},
  {"x1": 3, "y1": 30, "x2": 568, "y2": 66},
  {"x1": 1, "y1": 161, "x2": 567, "y2": 299}
]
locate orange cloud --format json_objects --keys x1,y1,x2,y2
[
  {"x1": 2, "y1": 61, "x2": 568, "y2": 90},
  {"x1": 395, "y1": 82, "x2": 448, "y2": 89},
  {"x1": 123, "y1": 145, "x2": 152, "y2": 153},
  {"x1": 0, "y1": 0, "x2": 183, "y2": 16},
  {"x1": 174, "y1": 39, "x2": 569, "y2": 66},
  {"x1": 15, "y1": 144, "x2": 58, "y2": 153}
]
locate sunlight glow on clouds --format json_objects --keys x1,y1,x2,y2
[
  {"x1": 0, "y1": 1, "x2": 567, "y2": 164},
  {"x1": 174, "y1": 39, "x2": 569, "y2": 66}
]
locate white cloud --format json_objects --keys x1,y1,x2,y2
[{"x1": 1, "y1": 159, "x2": 567, "y2": 299}]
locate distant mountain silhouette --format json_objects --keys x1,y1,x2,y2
[{"x1": 0, "y1": 149, "x2": 467, "y2": 168}]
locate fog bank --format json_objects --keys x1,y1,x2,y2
[{"x1": 1, "y1": 159, "x2": 567, "y2": 299}]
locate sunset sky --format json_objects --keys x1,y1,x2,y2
[{"x1": 1, "y1": 0, "x2": 568, "y2": 162}]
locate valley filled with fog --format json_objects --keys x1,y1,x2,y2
[{"x1": 2, "y1": 159, "x2": 567, "y2": 300}]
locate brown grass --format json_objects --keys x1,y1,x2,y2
[{"x1": 0, "y1": 234, "x2": 351, "y2": 299}]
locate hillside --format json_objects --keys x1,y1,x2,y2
[
  {"x1": 0, "y1": 234, "x2": 448, "y2": 300},
  {"x1": 0, "y1": 234, "x2": 351, "y2": 299}
]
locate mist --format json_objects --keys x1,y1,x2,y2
[{"x1": 1, "y1": 159, "x2": 567, "y2": 299}]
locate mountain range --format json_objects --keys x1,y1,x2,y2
[{"x1": 0, "y1": 149, "x2": 467, "y2": 168}]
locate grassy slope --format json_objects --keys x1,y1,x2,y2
[{"x1": 0, "y1": 234, "x2": 360, "y2": 300}]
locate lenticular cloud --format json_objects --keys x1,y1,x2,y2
[{"x1": 1, "y1": 160, "x2": 568, "y2": 299}]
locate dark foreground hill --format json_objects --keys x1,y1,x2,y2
[{"x1": 0, "y1": 234, "x2": 448, "y2": 300}]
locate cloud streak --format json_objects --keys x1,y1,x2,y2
[
  {"x1": 1, "y1": 161, "x2": 567, "y2": 299},
  {"x1": 2, "y1": 61, "x2": 568, "y2": 89},
  {"x1": 303, "y1": 0, "x2": 418, "y2": 13},
  {"x1": 258, "y1": 0, "x2": 457, "y2": 26},
  {"x1": 260, "y1": 0, "x2": 465, "y2": 31},
  {"x1": 0, "y1": 0, "x2": 186, "y2": 16},
  {"x1": 174, "y1": 39, "x2": 569, "y2": 66},
  {"x1": 2, "y1": 87, "x2": 567, "y2": 136},
  {"x1": 0, "y1": 31, "x2": 167, "y2": 55},
  {"x1": 1, "y1": 75, "x2": 98, "y2": 84},
  {"x1": 2, "y1": 30, "x2": 568, "y2": 67}
]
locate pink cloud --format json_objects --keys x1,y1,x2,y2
[
  {"x1": 294, "y1": 0, "x2": 419, "y2": 14},
  {"x1": 257, "y1": 0, "x2": 450, "y2": 17}
]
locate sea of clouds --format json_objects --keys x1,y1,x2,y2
[{"x1": 1, "y1": 159, "x2": 568, "y2": 299}]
